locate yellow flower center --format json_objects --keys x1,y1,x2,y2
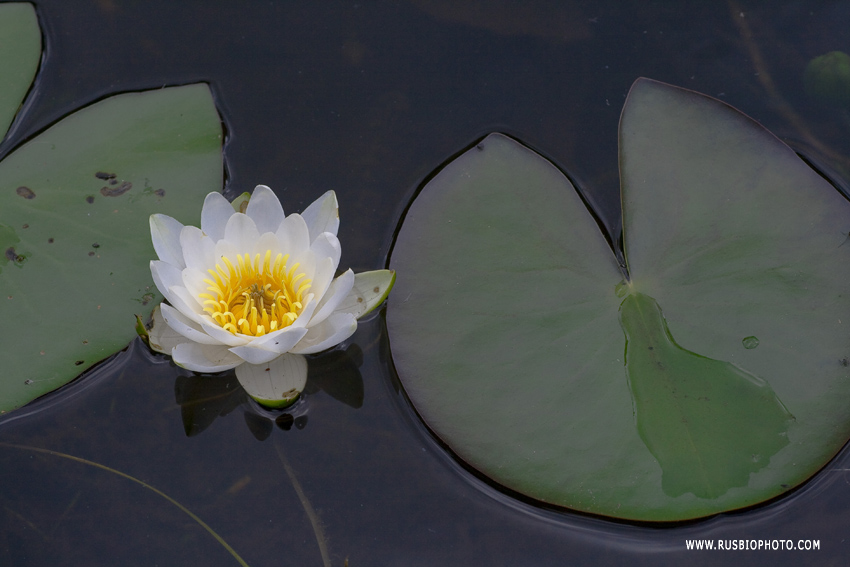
[{"x1": 200, "y1": 250, "x2": 311, "y2": 336}]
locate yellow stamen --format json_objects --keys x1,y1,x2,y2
[{"x1": 201, "y1": 250, "x2": 311, "y2": 336}]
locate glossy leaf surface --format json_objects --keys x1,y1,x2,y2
[
  {"x1": 0, "y1": 84, "x2": 222, "y2": 413},
  {"x1": 0, "y1": 3, "x2": 40, "y2": 140},
  {"x1": 620, "y1": 292, "x2": 792, "y2": 500},
  {"x1": 387, "y1": 79, "x2": 850, "y2": 520}
]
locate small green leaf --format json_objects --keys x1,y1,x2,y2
[
  {"x1": 135, "y1": 314, "x2": 149, "y2": 343},
  {"x1": 0, "y1": 3, "x2": 40, "y2": 140},
  {"x1": 804, "y1": 51, "x2": 850, "y2": 108}
]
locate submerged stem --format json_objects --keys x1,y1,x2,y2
[
  {"x1": 727, "y1": 0, "x2": 850, "y2": 171},
  {"x1": 0, "y1": 442, "x2": 251, "y2": 567},
  {"x1": 275, "y1": 442, "x2": 331, "y2": 567}
]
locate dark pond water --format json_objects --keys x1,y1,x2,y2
[{"x1": 2, "y1": 1, "x2": 850, "y2": 565}]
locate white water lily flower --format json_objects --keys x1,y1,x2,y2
[{"x1": 147, "y1": 185, "x2": 395, "y2": 407}]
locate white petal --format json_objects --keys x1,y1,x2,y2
[
  {"x1": 275, "y1": 213, "x2": 310, "y2": 256},
  {"x1": 246, "y1": 325, "x2": 309, "y2": 353},
  {"x1": 227, "y1": 326, "x2": 309, "y2": 364},
  {"x1": 150, "y1": 260, "x2": 184, "y2": 307},
  {"x1": 310, "y1": 232, "x2": 341, "y2": 270},
  {"x1": 290, "y1": 312, "x2": 357, "y2": 354},
  {"x1": 150, "y1": 214, "x2": 186, "y2": 268},
  {"x1": 245, "y1": 185, "x2": 285, "y2": 234},
  {"x1": 235, "y1": 353, "x2": 307, "y2": 407},
  {"x1": 201, "y1": 192, "x2": 234, "y2": 241},
  {"x1": 290, "y1": 292, "x2": 318, "y2": 329},
  {"x1": 309, "y1": 257, "x2": 335, "y2": 303},
  {"x1": 336, "y1": 270, "x2": 396, "y2": 319},
  {"x1": 181, "y1": 267, "x2": 210, "y2": 304},
  {"x1": 289, "y1": 248, "x2": 317, "y2": 283},
  {"x1": 301, "y1": 190, "x2": 339, "y2": 241},
  {"x1": 251, "y1": 231, "x2": 284, "y2": 259},
  {"x1": 310, "y1": 269, "x2": 355, "y2": 326},
  {"x1": 180, "y1": 225, "x2": 216, "y2": 273},
  {"x1": 170, "y1": 285, "x2": 208, "y2": 319},
  {"x1": 223, "y1": 212, "x2": 261, "y2": 254},
  {"x1": 172, "y1": 342, "x2": 243, "y2": 373},
  {"x1": 213, "y1": 238, "x2": 241, "y2": 267},
  {"x1": 198, "y1": 319, "x2": 251, "y2": 347},
  {"x1": 228, "y1": 343, "x2": 288, "y2": 365},
  {"x1": 160, "y1": 303, "x2": 221, "y2": 345},
  {"x1": 147, "y1": 305, "x2": 192, "y2": 354}
]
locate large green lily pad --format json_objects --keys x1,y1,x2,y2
[
  {"x1": 386, "y1": 78, "x2": 850, "y2": 521},
  {"x1": 0, "y1": 31, "x2": 222, "y2": 412}
]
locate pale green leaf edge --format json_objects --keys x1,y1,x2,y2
[{"x1": 0, "y1": 2, "x2": 40, "y2": 140}]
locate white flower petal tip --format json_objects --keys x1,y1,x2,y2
[
  {"x1": 149, "y1": 214, "x2": 186, "y2": 268},
  {"x1": 245, "y1": 185, "x2": 285, "y2": 234},
  {"x1": 172, "y1": 343, "x2": 243, "y2": 373},
  {"x1": 148, "y1": 186, "x2": 394, "y2": 374},
  {"x1": 338, "y1": 270, "x2": 396, "y2": 319},
  {"x1": 200, "y1": 192, "x2": 233, "y2": 240},
  {"x1": 301, "y1": 190, "x2": 340, "y2": 241},
  {"x1": 236, "y1": 354, "x2": 308, "y2": 408}
]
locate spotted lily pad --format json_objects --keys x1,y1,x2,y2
[
  {"x1": 386, "y1": 78, "x2": 850, "y2": 521},
  {"x1": 0, "y1": 10, "x2": 222, "y2": 413}
]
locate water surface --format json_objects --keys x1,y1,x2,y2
[{"x1": 2, "y1": 1, "x2": 849, "y2": 565}]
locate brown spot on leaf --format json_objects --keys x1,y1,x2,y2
[
  {"x1": 373, "y1": 286, "x2": 380, "y2": 293},
  {"x1": 95, "y1": 171, "x2": 116, "y2": 180},
  {"x1": 5, "y1": 247, "x2": 25, "y2": 263},
  {"x1": 100, "y1": 181, "x2": 132, "y2": 197},
  {"x1": 47, "y1": 238, "x2": 54, "y2": 243},
  {"x1": 16, "y1": 186, "x2": 35, "y2": 199},
  {"x1": 92, "y1": 243, "x2": 100, "y2": 248},
  {"x1": 74, "y1": 360, "x2": 84, "y2": 366},
  {"x1": 85, "y1": 195, "x2": 95, "y2": 204},
  {"x1": 88, "y1": 251, "x2": 95, "y2": 257},
  {"x1": 154, "y1": 189, "x2": 166, "y2": 197}
]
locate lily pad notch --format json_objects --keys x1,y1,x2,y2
[{"x1": 387, "y1": 78, "x2": 850, "y2": 521}]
